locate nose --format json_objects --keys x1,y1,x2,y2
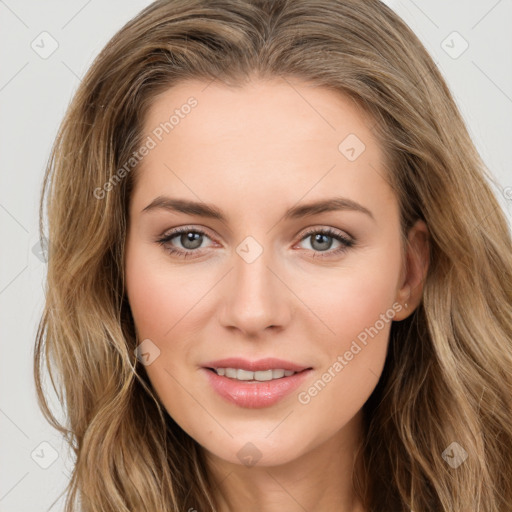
[{"x1": 219, "y1": 244, "x2": 291, "y2": 337}]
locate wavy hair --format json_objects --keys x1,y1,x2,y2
[{"x1": 34, "y1": 0, "x2": 512, "y2": 510}]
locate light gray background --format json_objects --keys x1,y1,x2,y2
[{"x1": 1, "y1": 1, "x2": 511, "y2": 510}]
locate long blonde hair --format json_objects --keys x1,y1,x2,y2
[{"x1": 34, "y1": 0, "x2": 512, "y2": 510}]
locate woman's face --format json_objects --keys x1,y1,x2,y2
[{"x1": 124, "y1": 77, "x2": 425, "y2": 468}]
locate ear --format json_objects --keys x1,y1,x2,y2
[{"x1": 393, "y1": 219, "x2": 430, "y2": 321}]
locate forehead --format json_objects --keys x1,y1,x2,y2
[
  {"x1": 133, "y1": 77, "x2": 395, "y2": 218},
  {"x1": 142, "y1": 77, "x2": 379, "y2": 154}
]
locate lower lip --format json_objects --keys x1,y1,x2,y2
[{"x1": 202, "y1": 368, "x2": 312, "y2": 409}]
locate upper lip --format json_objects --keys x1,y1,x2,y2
[{"x1": 202, "y1": 357, "x2": 311, "y2": 373}]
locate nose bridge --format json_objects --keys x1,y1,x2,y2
[{"x1": 221, "y1": 235, "x2": 289, "y2": 333}]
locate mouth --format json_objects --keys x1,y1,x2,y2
[{"x1": 201, "y1": 359, "x2": 314, "y2": 408}]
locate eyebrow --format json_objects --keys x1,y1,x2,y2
[{"x1": 141, "y1": 196, "x2": 375, "y2": 221}]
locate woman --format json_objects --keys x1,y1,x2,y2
[{"x1": 34, "y1": 0, "x2": 512, "y2": 511}]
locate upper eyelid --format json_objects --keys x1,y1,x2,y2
[
  {"x1": 300, "y1": 225, "x2": 353, "y2": 239},
  {"x1": 161, "y1": 225, "x2": 215, "y2": 242}
]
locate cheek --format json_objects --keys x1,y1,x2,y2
[
  {"x1": 304, "y1": 244, "x2": 402, "y2": 350},
  {"x1": 125, "y1": 242, "x2": 209, "y2": 340},
  {"x1": 294, "y1": 245, "x2": 401, "y2": 408}
]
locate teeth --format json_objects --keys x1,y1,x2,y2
[{"x1": 214, "y1": 368, "x2": 297, "y2": 381}]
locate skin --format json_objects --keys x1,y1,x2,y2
[{"x1": 124, "y1": 77, "x2": 429, "y2": 512}]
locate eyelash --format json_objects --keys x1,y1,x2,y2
[{"x1": 155, "y1": 226, "x2": 355, "y2": 260}]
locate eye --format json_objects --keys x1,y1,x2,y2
[
  {"x1": 156, "y1": 226, "x2": 355, "y2": 260},
  {"x1": 156, "y1": 226, "x2": 214, "y2": 259},
  {"x1": 296, "y1": 227, "x2": 355, "y2": 258}
]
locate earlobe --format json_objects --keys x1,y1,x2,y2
[
  {"x1": 393, "y1": 284, "x2": 411, "y2": 321},
  {"x1": 394, "y1": 220, "x2": 430, "y2": 320}
]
